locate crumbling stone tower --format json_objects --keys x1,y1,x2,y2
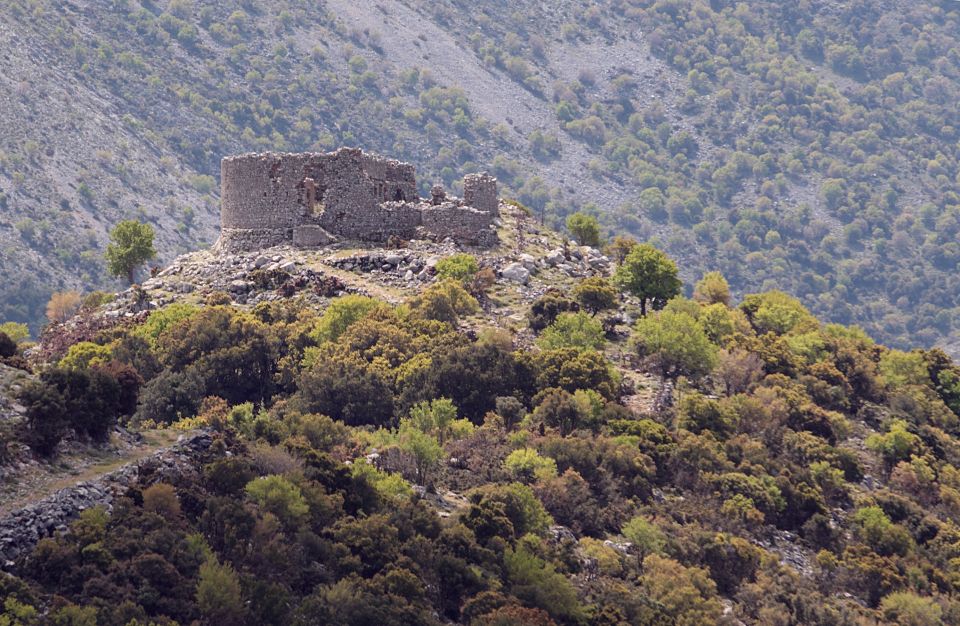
[
  {"x1": 216, "y1": 147, "x2": 499, "y2": 251},
  {"x1": 463, "y1": 173, "x2": 499, "y2": 217}
]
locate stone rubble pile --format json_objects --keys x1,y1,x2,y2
[{"x1": 498, "y1": 244, "x2": 611, "y2": 285}]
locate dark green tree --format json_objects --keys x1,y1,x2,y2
[
  {"x1": 612, "y1": 244, "x2": 682, "y2": 316},
  {"x1": 565, "y1": 212, "x2": 602, "y2": 247},
  {"x1": 105, "y1": 220, "x2": 157, "y2": 284}
]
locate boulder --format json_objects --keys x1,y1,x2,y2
[
  {"x1": 518, "y1": 253, "x2": 538, "y2": 272},
  {"x1": 500, "y1": 262, "x2": 530, "y2": 284},
  {"x1": 545, "y1": 248, "x2": 566, "y2": 266}
]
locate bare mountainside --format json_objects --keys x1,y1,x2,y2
[{"x1": 2, "y1": 0, "x2": 959, "y2": 357}]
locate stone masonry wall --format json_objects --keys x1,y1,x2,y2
[
  {"x1": 421, "y1": 203, "x2": 498, "y2": 246},
  {"x1": 218, "y1": 147, "x2": 498, "y2": 250},
  {"x1": 463, "y1": 173, "x2": 499, "y2": 217},
  {"x1": 0, "y1": 432, "x2": 212, "y2": 570}
]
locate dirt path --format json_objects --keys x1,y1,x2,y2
[{"x1": 0, "y1": 429, "x2": 183, "y2": 517}]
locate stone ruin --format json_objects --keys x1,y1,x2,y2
[{"x1": 216, "y1": 147, "x2": 499, "y2": 251}]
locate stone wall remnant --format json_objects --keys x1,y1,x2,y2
[{"x1": 217, "y1": 148, "x2": 499, "y2": 251}]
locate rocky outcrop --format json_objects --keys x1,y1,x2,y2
[{"x1": 0, "y1": 431, "x2": 212, "y2": 570}]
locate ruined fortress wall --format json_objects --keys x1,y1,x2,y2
[
  {"x1": 221, "y1": 153, "x2": 312, "y2": 230},
  {"x1": 219, "y1": 148, "x2": 498, "y2": 250},
  {"x1": 463, "y1": 173, "x2": 499, "y2": 217},
  {"x1": 421, "y1": 204, "x2": 495, "y2": 245},
  {"x1": 358, "y1": 152, "x2": 418, "y2": 202}
]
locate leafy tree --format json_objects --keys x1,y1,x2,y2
[
  {"x1": 532, "y1": 388, "x2": 591, "y2": 436},
  {"x1": 613, "y1": 244, "x2": 682, "y2": 316},
  {"x1": 631, "y1": 310, "x2": 718, "y2": 380},
  {"x1": 296, "y1": 352, "x2": 395, "y2": 426},
  {"x1": 693, "y1": 271, "x2": 731, "y2": 306},
  {"x1": 528, "y1": 348, "x2": 619, "y2": 400},
  {"x1": 196, "y1": 558, "x2": 246, "y2": 626},
  {"x1": 740, "y1": 291, "x2": 817, "y2": 336},
  {"x1": 105, "y1": 220, "x2": 156, "y2": 284},
  {"x1": 466, "y1": 483, "x2": 553, "y2": 539},
  {"x1": 403, "y1": 341, "x2": 523, "y2": 422},
  {"x1": 18, "y1": 379, "x2": 68, "y2": 456},
  {"x1": 565, "y1": 212, "x2": 601, "y2": 247},
  {"x1": 495, "y1": 396, "x2": 527, "y2": 431},
  {"x1": 157, "y1": 307, "x2": 278, "y2": 406},
  {"x1": 0, "y1": 333, "x2": 17, "y2": 359},
  {"x1": 135, "y1": 368, "x2": 205, "y2": 424},
  {"x1": 604, "y1": 235, "x2": 638, "y2": 265},
  {"x1": 407, "y1": 397, "x2": 464, "y2": 445},
  {"x1": 503, "y1": 543, "x2": 586, "y2": 624},
  {"x1": 536, "y1": 312, "x2": 605, "y2": 352},
  {"x1": 397, "y1": 418, "x2": 444, "y2": 486},
  {"x1": 622, "y1": 516, "x2": 666, "y2": 566},
  {"x1": 572, "y1": 277, "x2": 617, "y2": 315}
]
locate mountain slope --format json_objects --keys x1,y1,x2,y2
[{"x1": 2, "y1": 0, "x2": 959, "y2": 356}]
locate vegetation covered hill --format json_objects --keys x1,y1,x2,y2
[
  {"x1": 2, "y1": 0, "x2": 960, "y2": 355},
  {"x1": 3, "y1": 208, "x2": 960, "y2": 624}
]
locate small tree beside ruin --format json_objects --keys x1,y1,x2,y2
[{"x1": 106, "y1": 220, "x2": 156, "y2": 284}]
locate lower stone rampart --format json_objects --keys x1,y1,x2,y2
[
  {"x1": 0, "y1": 432, "x2": 212, "y2": 570},
  {"x1": 215, "y1": 228, "x2": 292, "y2": 252}
]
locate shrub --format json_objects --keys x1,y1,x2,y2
[
  {"x1": 0, "y1": 332, "x2": 17, "y2": 359},
  {"x1": 245, "y1": 475, "x2": 310, "y2": 527},
  {"x1": 879, "y1": 591, "x2": 942, "y2": 626},
  {"x1": 0, "y1": 322, "x2": 29, "y2": 343},
  {"x1": 46, "y1": 291, "x2": 82, "y2": 324},
  {"x1": 572, "y1": 277, "x2": 617, "y2": 315},
  {"x1": 311, "y1": 295, "x2": 384, "y2": 344},
  {"x1": 503, "y1": 448, "x2": 558, "y2": 483},
  {"x1": 434, "y1": 254, "x2": 479, "y2": 283},
  {"x1": 408, "y1": 280, "x2": 479, "y2": 325},
  {"x1": 852, "y1": 506, "x2": 913, "y2": 557},
  {"x1": 536, "y1": 312, "x2": 605, "y2": 352},
  {"x1": 142, "y1": 483, "x2": 181, "y2": 520},
  {"x1": 528, "y1": 291, "x2": 579, "y2": 331}
]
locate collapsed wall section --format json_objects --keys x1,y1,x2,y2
[{"x1": 421, "y1": 203, "x2": 498, "y2": 246}]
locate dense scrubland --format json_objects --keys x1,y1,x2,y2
[{"x1": 2, "y1": 225, "x2": 960, "y2": 625}]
